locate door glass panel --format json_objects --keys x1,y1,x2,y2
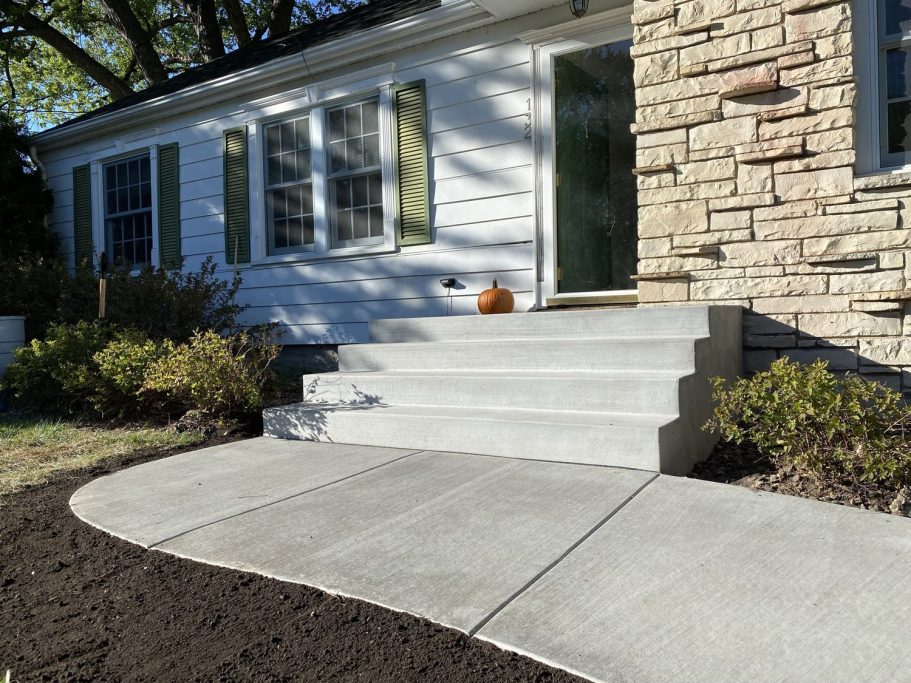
[{"x1": 554, "y1": 39, "x2": 637, "y2": 293}]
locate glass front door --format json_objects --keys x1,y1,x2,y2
[{"x1": 553, "y1": 38, "x2": 637, "y2": 294}]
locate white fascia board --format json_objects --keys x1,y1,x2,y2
[
  {"x1": 33, "y1": 0, "x2": 492, "y2": 151},
  {"x1": 471, "y1": 0, "x2": 565, "y2": 19}
]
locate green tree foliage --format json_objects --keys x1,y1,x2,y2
[
  {"x1": 0, "y1": 0, "x2": 364, "y2": 129},
  {"x1": 0, "y1": 110, "x2": 53, "y2": 257}
]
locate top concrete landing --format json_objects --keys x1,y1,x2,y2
[{"x1": 71, "y1": 438, "x2": 911, "y2": 683}]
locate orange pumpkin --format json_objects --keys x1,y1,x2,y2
[{"x1": 477, "y1": 279, "x2": 514, "y2": 315}]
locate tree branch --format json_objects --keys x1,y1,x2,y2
[
  {"x1": 180, "y1": 0, "x2": 224, "y2": 60},
  {"x1": 97, "y1": 0, "x2": 168, "y2": 84},
  {"x1": 0, "y1": 0, "x2": 134, "y2": 98},
  {"x1": 267, "y1": 0, "x2": 294, "y2": 38},
  {"x1": 221, "y1": 0, "x2": 250, "y2": 47}
]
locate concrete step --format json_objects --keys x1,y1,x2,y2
[
  {"x1": 263, "y1": 403, "x2": 691, "y2": 473},
  {"x1": 369, "y1": 305, "x2": 725, "y2": 343},
  {"x1": 302, "y1": 370, "x2": 684, "y2": 416},
  {"x1": 338, "y1": 336, "x2": 706, "y2": 373}
]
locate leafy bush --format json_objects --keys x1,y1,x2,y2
[
  {"x1": 0, "y1": 255, "x2": 245, "y2": 342},
  {"x1": 705, "y1": 358, "x2": 911, "y2": 488},
  {"x1": 142, "y1": 328, "x2": 281, "y2": 419},
  {"x1": 92, "y1": 332, "x2": 172, "y2": 417},
  {"x1": 5, "y1": 321, "x2": 112, "y2": 414}
]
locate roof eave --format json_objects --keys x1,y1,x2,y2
[{"x1": 32, "y1": 0, "x2": 491, "y2": 151}]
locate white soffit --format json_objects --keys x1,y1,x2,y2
[{"x1": 468, "y1": 0, "x2": 566, "y2": 19}]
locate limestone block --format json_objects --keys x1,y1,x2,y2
[
  {"x1": 829, "y1": 270, "x2": 906, "y2": 294},
  {"x1": 634, "y1": 49, "x2": 680, "y2": 86},
  {"x1": 737, "y1": 162, "x2": 774, "y2": 193},
  {"x1": 679, "y1": 32, "x2": 751, "y2": 68},
  {"x1": 676, "y1": 0, "x2": 737, "y2": 27},
  {"x1": 638, "y1": 237, "x2": 673, "y2": 258},
  {"x1": 798, "y1": 312, "x2": 901, "y2": 338},
  {"x1": 772, "y1": 150, "x2": 855, "y2": 173},
  {"x1": 637, "y1": 171, "x2": 676, "y2": 189},
  {"x1": 630, "y1": 32, "x2": 709, "y2": 58},
  {"x1": 632, "y1": 1, "x2": 676, "y2": 24},
  {"x1": 674, "y1": 228, "x2": 754, "y2": 246},
  {"x1": 783, "y1": 0, "x2": 846, "y2": 13},
  {"x1": 637, "y1": 279, "x2": 690, "y2": 302},
  {"x1": 639, "y1": 255, "x2": 719, "y2": 273},
  {"x1": 744, "y1": 349, "x2": 779, "y2": 372},
  {"x1": 779, "y1": 56, "x2": 853, "y2": 87},
  {"x1": 711, "y1": 210, "x2": 752, "y2": 230},
  {"x1": 738, "y1": 144, "x2": 805, "y2": 164},
  {"x1": 718, "y1": 62, "x2": 779, "y2": 99},
  {"x1": 754, "y1": 199, "x2": 819, "y2": 220},
  {"x1": 775, "y1": 166, "x2": 854, "y2": 201},
  {"x1": 745, "y1": 267, "x2": 788, "y2": 279},
  {"x1": 781, "y1": 347, "x2": 859, "y2": 370},
  {"x1": 784, "y1": 1, "x2": 850, "y2": 40},
  {"x1": 777, "y1": 50, "x2": 815, "y2": 70},
  {"x1": 689, "y1": 146, "x2": 738, "y2": 161},
  {"x1": 880, "y1": 251, "x2": 905, "y2": 269},
  {"x1": 853, "y1": 171, "x2": 911, "y2": 190},
  {"x1": 690, "y1": 274, "x2": 828, "y2": 298},
  {"x1": 805, "y1": 127, "x2": 853, "y2": 152},
  {"x1": 803, "y1": 229, "x2": 911, "y2": 256},
  {"x1": 722, "y1": 87, "x2": 807, "y2": 118},
  {"x1": 860, "y1": 338, "x2": 911, "y2": 365},
  {"x1": 631, "y1": 109, "x2": 721, "y2": 134},
  {"x1": 744, "y1": 312, "x2": 798, "y2": 334},
  {"x1": 676, "y1": 157, "x2": 737, "y2": 184},
  {"x1": 752, "y1": 294, "x2": 850, "y2": 313},
  {"x1": 637, "y1": 143, "x2": 689, "y2": 166},
  {"x1": 721, "y1": 240, "x2": 802, "y2": 266},
  {"x1": 751, "y1": 25, "x2": 785, "y2": 50},
  {"x1": 637, "y1": 95, "x2": 721, "y2": 124},
  {"x1": 691, "y1": 267, "x2": 746, "y2": 279},
  {"x1": 689, "y1": 116, "x2": 756, "y2": 150},
  {"x1": 635, "y1": 17, "x2": 677, "y2": 42},
  {"x1": 714, "y1": 7, "x2": 782, "y2": 36},
  {"x1": 759, "y1": 107, "x2": 853, "y2": 139},
  {"x1": 754, "y1": 211, "x2": 898, "y2": 240},
  {"x1": 640, "y1": 180, "x2": 737, "y2": 205},
  {"x1": 814, "y1": 32, "x2": 853, "y2": 60},
  {"x1": 639, "y1": 200, "x2": 709, "y2": 237},
  {"x1": 746, "y1": 334, "x2": 799, "y2": 348},
  {"x1": 637, "y1": 127, "x2": 688, "y2": 148},
  {"x1": 708, "y1": 192, "x2": 775, "y2": 211}
]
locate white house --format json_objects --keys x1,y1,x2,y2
[{"x1": 31, "y1": 0, "x2": 911, "y2": 395}]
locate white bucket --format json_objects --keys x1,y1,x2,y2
[{"x1": 0, "y1": 316, "x2": 25, "y2": 377}]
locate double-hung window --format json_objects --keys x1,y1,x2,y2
[
  {"x1": 879, "y1": 0, "x2": 911, "y2": 168},
  {"x1": 262, "y1": 94, "x2": 392, "y2": 257},
  {"x1": 104, "y1": 154, "x2": 153, "y2": 267}
]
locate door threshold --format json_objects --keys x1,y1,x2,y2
[{"x1": 545, "y1": 292, "x2": 638, "y2": 307}]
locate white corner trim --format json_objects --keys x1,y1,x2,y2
[{"x1": 32, "y1": 1, "x2": 491, "y2": 151}]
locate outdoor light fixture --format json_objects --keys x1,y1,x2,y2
[{"x1": 569, "y1": 0, "x2": 589, "y2": 17}]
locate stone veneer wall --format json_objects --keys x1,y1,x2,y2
[{"x1": 629, "y1": 0, "x2": 911, "y2": 391}]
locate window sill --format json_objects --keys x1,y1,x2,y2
[
  {"x1": 854, "y1": 169, "x2": 911, "y2": 190},
  {"x1": 250, "y1": 243, "x2": 396, "y2": 268}
]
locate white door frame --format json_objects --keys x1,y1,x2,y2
[{"x1": 526, "y1": 8, "x2": 636, "y2": 308}]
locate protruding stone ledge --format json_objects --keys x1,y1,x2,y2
[
  {"x1": 630, "y1": 271, "x2": 691, "y2": 282},
  {"x1": 853, "y1": 172, "x2": 911, "y2": 191},
  {"x1": 633, "y1": 163, "x2": 676, "y2": 175},
  {"x1": 850, "y1": 291, "x2": 911, "y2": 313},
  {"x1": 630, "y1": 109, "x2": 721, "y2": 134},
  {"x1": 822, "y1": 198, "x2": 900, "y2": 214},
  {"x1": 669, "y1": 245, "x2": 721, "y2": 257},
  {"x1": 737, "y1": 143, "x2": 805, "y2": 164},
  {"x1": 804, "y1": 252, "x2": 880, "y2": 265}
]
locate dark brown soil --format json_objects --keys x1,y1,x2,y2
[
  {"x1": 0, "y1": 442, "x2": 579, "y2": 683},
  {"x1": 690, "y1": 440, "x2": 911, "y2": 517}
]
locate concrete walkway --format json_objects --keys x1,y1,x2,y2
[{"x1": 71, "y1": 438, "x2": 911, "y2": 682}]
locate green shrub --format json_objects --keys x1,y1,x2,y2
[
  {"x1": 705, "y1": 357, "x2": 911, "y2": 488},
  {"x1": 142, "y1": 327, "x2": 281, "y2": 419},
  {"x1": 5, "y1": 321, "x2": 112, "y2": 414},
  {"x1": 92, "y1": 332, "x2": 172, "y2": 417}
]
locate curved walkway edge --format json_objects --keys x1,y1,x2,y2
[{"x1": 71, "y1": 437, "x2": 911, "y2": 683}]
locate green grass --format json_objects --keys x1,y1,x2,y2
[{"x1": 0, "y1": 415, "x2": 205, "y2": 498}]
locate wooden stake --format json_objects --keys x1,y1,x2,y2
[{"x1": 98, "y1": 277, "x2": 107, "y2": 319}]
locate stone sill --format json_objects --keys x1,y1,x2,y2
[{"x1": 853, "y1": 171, "x2": 911, "y2": 191}]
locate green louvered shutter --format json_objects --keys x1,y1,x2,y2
[
  {"x1": 223, "y1": 126, "x2": 250, "y2": 264},
  {"x1": 393, "y1": 81, "x2": 431, "y2": 246},
  {"x1": 158, "y1": 143, "x2": 181, "y2": 269},
  {"x1": 72, "y1": 164, "x2": 93, "y2": 266}
]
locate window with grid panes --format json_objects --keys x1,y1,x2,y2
[
  {"x1": 262, "y1": 95, "x2": 389, "y2": 256},
  {"x1": 880, "y1": 0, "x2": 911, "y2": 167},
  {"x1": 264, "y1": 115, "x2": 314, "y2": 253},
  {"x1": 104, "y1": 154, "x2": 153, "y2": 267}
]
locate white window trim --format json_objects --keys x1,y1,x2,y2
[
  {"x1": 855, "y1": 0, "x2": 911, "y2": 174},
  {"x1": 248, "y1": 68, "x2": 398, "y2": 266},
  {"x1": 89, "y1": 144, "x2": 160, "y2": 269}
]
